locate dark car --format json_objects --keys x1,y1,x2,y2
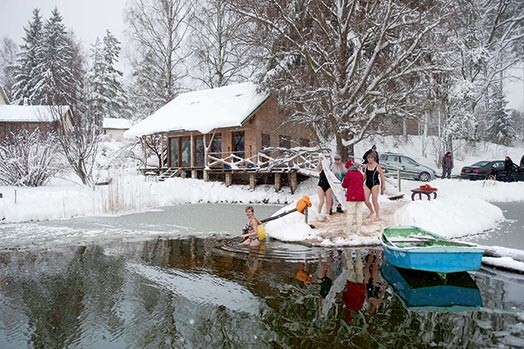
[{"x1": 460, "y1": 160, "x2": 524, "y2": 181}]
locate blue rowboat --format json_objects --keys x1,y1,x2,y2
[
  {"x1": 381, "y1": 260, "x2": 482, "y2": 312},
  {"x1": 380, "y1": 226, "x2": 484, "y2": 273}
]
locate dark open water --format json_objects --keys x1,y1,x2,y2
[
  {"x1": 0, "y1": 203, "x2": 523, "y2": 348},
  {"x1": 0, "y1": 238, "x2": 523, "y2": 348}
]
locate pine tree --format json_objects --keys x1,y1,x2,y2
[
  {"x1": 32, "y1": 8, "x2": 76, "y2": 106},
  {"x1": 86, "y1": 30, "x2": 128, "y2": 127},
  {"x1": 128, "y1": 50, "x2": 163, "y2": 122},
  {"x1": 486, "y1": 83, "x2": 514, "y2": 145},
  {"x1": 11, "y1": 9, "x2": 43, "y2": 105}
]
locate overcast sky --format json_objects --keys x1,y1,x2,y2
[
  {"x1": 0, "y1": 0, "x2": 127, "y2": 46},
  {"x1": 0, "y1": 0, "x2": 522, "y2": 110}
]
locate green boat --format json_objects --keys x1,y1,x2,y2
[{"x1": 380, "y1": 226, "x2": 484, "y2": 273}]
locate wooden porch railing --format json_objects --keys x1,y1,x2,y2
[{"x1": 207, "y1": 147, "x2": 327, "y2": 173}]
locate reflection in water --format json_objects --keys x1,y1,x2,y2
[
  {"x1": 0, "y1": 238, "x2": 523, "y2": 348},
  {"x1": 381, "y1": 261, "x2": 483, "y2": 312}
]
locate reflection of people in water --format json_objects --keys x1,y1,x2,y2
[
  {"x1": 342, "y1": 250, "x2": 366, "y2": 323},
  {"x1": 246, "y1": 249, "x2": 262, "y2": 279},
  {"x1": 295, "y1": 262, "x2": 313, "y2": 286},
  {"x1": 364, "y1": 249, "x2": 386, "y2": 315},
  {"x1": 316, "y1": 252, "x2": 334, "y2": 299}
]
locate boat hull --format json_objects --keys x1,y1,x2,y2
[
  {"x1": 380, "y1": 226, "x2": 484, "y2": 273},
  {"x1": 382, "y1": 246, "x2": 483, "y2": 273}
]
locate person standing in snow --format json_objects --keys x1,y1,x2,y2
[
  {"x1": 504, "y1": 156, "x2": 515, "y2": 182},
  {"x1": 363, "y1": 145, "x2": 379, "y2": 165},
  {"x1": 330, "y1": 154, "x2": 347, "y2": 213},
  {"x1": 363, "y1": 152, "x2": 386, "y2": 221},
  {"x1": 341, "y1": 159, "x2": 365, "y2": 237},
  {"x1": 441, "y1": 151, "x2": 453, "y2": 179},
  {"x1": 317, "y1": 159, "x2": 333, "y2": 215}
]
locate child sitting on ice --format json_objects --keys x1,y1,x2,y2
[{"x1": 341, "y1": 160, "x2": 365, "y2": 237}]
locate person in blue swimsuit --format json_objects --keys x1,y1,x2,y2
[
  {"x1": 363, "y1": 152, "x2": 386, "y2": 221},
  {"x1": 241, "y1": 206, "x2": 261, "y2": 247}
]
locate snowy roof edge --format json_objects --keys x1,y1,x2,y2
[{"x1": 125, "y1": 82, "x2": 270, "y2": 138}]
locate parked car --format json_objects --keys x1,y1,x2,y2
[
  {"x1": 460, "y1": 160, "x2": 524, "y2": 181},
  {"x1": 379, "y1": 152, "x2": 436, "y2": 181}
]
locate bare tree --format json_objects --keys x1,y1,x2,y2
[
  {"x1": 125, "y1": 0, "x2": 191, "y2": 110},
  {"x1": 53, "y1": 99, "x2": 99, "y2": 186},
  {"x1": 231, "y1": 0, "x2": 448, "y2": 158},
  {"x1": 187, "y1": 0, "x2": 257, "y2": 88},
  {"x1": 0, "y1": 129, "x2": 62, "y2": 186}
]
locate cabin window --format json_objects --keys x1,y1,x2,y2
[
  {"x1": 279, "y1": 135, "x2": 291, "y2": 149},
  {"x1": 299, "y1": 138, "x2": 310, "y2": 147},
  {"x1": 232, "y1": 131, "x2": 245, "y2": 158},
  {"x1": 169, "y1": 137, "x2": 179, "y2": 167},
  {"x1": 180, "y1": 136, "x2": 191, "y2": 167},
  {"x1": 261, "y1": 133, "x2": 270, "y2": 148},
  {"x1": 194, "y1": 135, "x2": 205, "y2": 166},
  {"x1": 206, "y1": 133, "x2": 222, "y2": 157}
]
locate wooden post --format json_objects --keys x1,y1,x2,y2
[
  {"x1": 397, "y1": 169, "x2": 401, "y2": 192},
  {"x1": 249, "y1": 173, "x2": 256, "y2": 190},
  {"x1": 159, "y1": 134, "x2": 164, "y2": 169},
  {"x1": 289, "y1": 171, "x2": 298, "y2": 194},
  {"x1": 190, "y1": 133, "x2": 197, "y2": 179},
  {"x1": 304, "y1": 206, "x2": 308, "y2": 225},
  {"x1": 225, "y1": 172, "x2": 233, "y2": 186},
  {"x1": 274, "y1": 172, "x2": 282, "y2": 192},
  {"x1": 141, "y1": 136, "x2": 147, "y2": 170},
  {"x1": 203, "y1": 169, "x2": 209, "y2": 182}
]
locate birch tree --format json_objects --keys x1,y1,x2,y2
[
  {"x1": 125, "y1": 0, "x2": 191, "y2": 109},
  {"x1": 0, "y1": 37, "x2": 18, "y2": 101},
  {"x1": 187, "y1": 0, "x2": 257, "y2": 88}
]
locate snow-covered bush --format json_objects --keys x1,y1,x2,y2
[{"x1": 0, "y1": 129, "x2": 63, "y2": 186}]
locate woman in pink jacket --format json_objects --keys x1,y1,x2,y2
[{"x1": 342, "y1": 160, "x2": 365, "y2": 237}]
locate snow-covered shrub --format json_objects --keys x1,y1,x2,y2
[{"x1": 0, "y1": 129, "x2": 63, "y2": 186}]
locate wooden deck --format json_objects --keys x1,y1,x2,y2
[{"x1": 140, "y1": 147, "x2": 325, "y2": 193}]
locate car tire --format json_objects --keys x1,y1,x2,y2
[{"x1": 419, "y1": 172, "x2": 431, "y2": 182}]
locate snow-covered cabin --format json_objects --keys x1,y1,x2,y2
[
  {"x1": 0, "y1": 105, "x2": 73, "y2": 141},
  {"x1": 103, "y1": 117, "x2": 131, "y2": 141},
  {"x1": 126, "y1": 82, "x2": 318, "y2": 180},
  {"x1": 0, "y1": 86, "x2": 9, "y2": 105}
]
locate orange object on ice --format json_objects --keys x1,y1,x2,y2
[
  {"x1": 296, "y1": 195, "x2": 312, "y2": 214},
  {"x1": 419, "y1": 184, "x2": 437, "y2": 191}
]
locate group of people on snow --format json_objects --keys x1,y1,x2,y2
[{"x1": 317, "y1": 145, "x2": 386, "y2": 239}]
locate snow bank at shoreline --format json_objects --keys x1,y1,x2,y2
[
  {"x1": 0, "y1": 177, "x2": 316, "y2": 223},
  {"x1": 393, "y1": 197, "x2": 504, "y2": 238}
]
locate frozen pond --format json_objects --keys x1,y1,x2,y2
[
  {"x1": 0, "y1": 203, "x2": 523, "y2": 348},
  {"x1": 469, "y1": 202, "x2": 524, "y2": 250}
]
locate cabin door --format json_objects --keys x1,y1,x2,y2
[{"x1": 231, "y1": 131, "x2": 245, "y2": 159}]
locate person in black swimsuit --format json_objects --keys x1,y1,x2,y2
[
  {"x1": 317, "y1": 159, "x2": 333, "y2": 216},
  {"x1": 363, "y1": 152, "x2": 386, "y2": 221}
]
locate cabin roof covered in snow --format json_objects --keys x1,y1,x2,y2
[
  {"x1": 103, "y1": 117, "x2": 131, "y2": 130},
  {"x1": 125, "y1": 82, "x2": 269, "y2": 138},
  {"x1": 0, "y1": 105, "x2": 70, "y2": 122}
]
